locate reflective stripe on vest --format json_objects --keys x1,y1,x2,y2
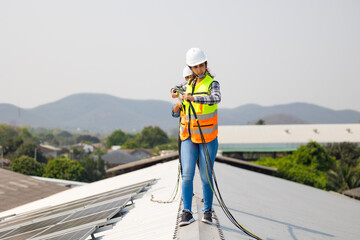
[
  {"x1": 179, "y1": 74, "x2": 218, "y2": 143},
  {"x1": 185, "y1": 109, "x2": 218, "y2": 121}
]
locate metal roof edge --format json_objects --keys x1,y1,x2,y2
[
  {"x1": 215, "y1": 155, "x2": 277, "y2": 176},
  {"x1": 106, "y1": 152, "x2": 179, "y2": 175}
]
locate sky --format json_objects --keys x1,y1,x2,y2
[{"x1": 0, "y1": 0, "x2": 359, "y2": 111}]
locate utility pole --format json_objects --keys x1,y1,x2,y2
[
  {"x1": 0, "y1": 145, "x2": 3, "y2": 169},
  {"x1": 34, "y1": 147, "x2": 37, "y2": 161}
]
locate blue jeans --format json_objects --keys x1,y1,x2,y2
[{"x1": 181, "y1": 137, "x2": 218, "y2": 213}]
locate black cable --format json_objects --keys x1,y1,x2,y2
[{"x1": 187, "y1": 100, "x2": 263, "y2": 240}]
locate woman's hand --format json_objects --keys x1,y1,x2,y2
[
  {"x1": 173, "y1": 102, "x2": 182, "y2": 113},
  {"x1": 182, "y1": 93, "x2": 195, "y2": 102}
]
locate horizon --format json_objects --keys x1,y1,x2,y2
[{"x1": 1, "y1": 92, "x2": 360, "y2": 112}]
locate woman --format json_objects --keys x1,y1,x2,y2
[
  {"x1": 171, "y1": 66, "x2": 194, "y2": 116},
  {"x1": 172, "y1": 48, "x2": 221, "y2": 226}
]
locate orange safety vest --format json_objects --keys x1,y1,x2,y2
[{"x1": 179, "y1": 75, "x2": 218, "y2": 143}]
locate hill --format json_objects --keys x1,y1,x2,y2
[{"x1": 1, "y1": 94, "x2": 360, "y2": 133}]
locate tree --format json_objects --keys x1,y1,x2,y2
[
  {"x1": 255, "y1": 119, "x2": 265, "y2": 125},
  {"x1": 106, "y1": 129, "x2": 130, "y2": 148},
  {"x1": 43, "y1": 158, "x2": 85, "y2": 181},
  {"x1": 121, "y1": 139, "x2": 139, "y2": 149},
  {"x1": 293, "y1": 141, "x2": 335, "y2": 171},
  {"x1": 76, "y1": 135, "x2": 100, "y2": 144},
  {"x1": 256, "y1": 141, "x2": 335, "y2": 189},
  {"x1": 10, "y1": 155, "x2": 44, "y2": 176},
  {"x1": 325, "y1": 142, "x2": 360, "y2": 192},
  {"x1": 0, "y1": 124, "x2": 18, "y2": 146},
  {"x1": 13, "y1": 143, "x2": 47, "y2": 163},
  {"x1": 325, "y1": 142, "x2": 360, "y2": 167},
  {"x1": 4, "y1": 136, "x2": 23, "y2": 156},
  {"x1": 327, "y1": 160, "x2": 360, "y2": 192},
  {"x1": 137, "y1": 126, "x2": 170, "y2": 148},
  {"x1": 79, "y1": 154, "x2": 106, "y2": 182}
]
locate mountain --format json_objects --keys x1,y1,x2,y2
[
  {"x1": 0, "y1": 94, "x2": 360, "y2": 133},
  {"x1": 219, "y1": 103, "x2": 360, "y2": 125},
  {"x1": 0, "y1": 94, "x2": 179, "y2": 133}
]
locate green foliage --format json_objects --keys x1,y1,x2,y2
[
  {"x1": 113, "y1": 126, "x2": 170, "y2": 150},
  {"x1": 293, "y1": 141, "x2": 335, "y2": 171},
  {"x1": 137, "y1": 126, "x2": 170, "y2": 148},
  {"x1": 56, "y1": 131, "x2": 73, "y2": 138},
  {"x1": 106, "y1": 129, "x2": 130, "y2": 148},
  {"x1": 79, "y1": 154, "x2": 106, "y2": 182},
  {"x1": 325, "y1": 142, "x2": 360, "y2": 167},
  {"x1": 152, "y1": 137, "x2": 178, "y2": 156},
  {"x1": 255, "y1": 119, "x2": 265, "y2": 125},
  {"x1": 121, "y1": 139, "x2": 139, "y2": 149},
  {"x1": 0, "y1": 124, "x2": 18, "y2": 146},
  {"x1": 10, "y1": 155, "x2": 45, "y2": 176},
  {"x1": 256, "y1": 141, "x2": 335, "y2": 189},
  {"x1": 327, "y1": 160, "x2": 360, "y2": 192},
  {"x1": 325, "y1": 143, "x2": 360, "y2": 192},
  {"x1": 4, "y1": 136, "x2": 23, "y2": 156},
  {"x1": 43, "y1": 158, "x2": 85, "y2": 181},
  {"x1": 76, "y1": 135, "x2": 100, "y2": 144}
]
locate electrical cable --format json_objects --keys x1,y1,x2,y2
[{"x1": 174, "y1": 87, "x2": 263, "y2": 240}]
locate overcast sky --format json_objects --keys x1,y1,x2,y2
[{"x1": 0, "y1": 0, "x2": 359, "y2": 111}]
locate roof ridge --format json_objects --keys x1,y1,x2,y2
[{"x1": 174, "y1": 169, "x2": 224, "y2": 240}]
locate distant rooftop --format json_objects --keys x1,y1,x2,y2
[
  {"x1": 218, "y1": 123, "x2": 360, "y2": 152},
  {"x1": 0, "y1": 169, "x2": 68, "y2": 212}
]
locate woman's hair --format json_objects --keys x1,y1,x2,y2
[{"x1": 188, "y1": 62, "x2": 215, "y2": 86}]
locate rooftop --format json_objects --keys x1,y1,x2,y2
[
  {"x1": 218, "y1": 124, "x2": 360, "y2": 152},
  {"x1": 0, "y1": 168, "x2": 68, "y2": 212},
  {"x1": 1, "y1": 160, "x2": 359, "y2": 239}
]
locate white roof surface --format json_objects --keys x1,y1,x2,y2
[
  {"x1": 212, "y1": 162, "x2": 360, "y2": 240},
  {"x1": 1, "y1": 160, "x2": 360, "y2": 240},
  {"x1": 218, "y1": 124, "x2": 360, "y2": 144}
]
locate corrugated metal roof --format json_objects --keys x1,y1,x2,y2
[
  {"x1": 1, "y1": 160, "x2": 360, "y2": 239},
  {"x1": 218, "y1": 124, "x2": 360, "y2": 152},
  {"x1": 218, "y1": 124, "x2": 360, "y2": 144},
  {"x1": 212, "y1": 162, "x2": 360, "y2": 239}
]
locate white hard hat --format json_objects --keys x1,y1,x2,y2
[
  {"x1": 186, "y1": 48, "x2": 207, "y2": 67},
  {"x1": 183, "y1": 66, "x2": 193, "y2": 78}
]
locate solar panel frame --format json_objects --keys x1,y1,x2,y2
[
  {"x1": 0, "y1": 179, "x2": 156, "y2": 240},
  {"x1": 3, "y1": 214, "x2": 70, "y2": 238},
  {"x1": 36, "y1": 226, "x2": 96, "y2": 240},
  {"x1": 30, "y1": 208, "x2": 121, "y2": 240},
  {"x1": 1, "y1": 228, "x2": 45, "y2": 240}
]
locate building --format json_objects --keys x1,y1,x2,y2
[
  {"x1": 122, "y1": 148, "x2": 153, "y2": 159},
  {"x1": 101, "y1": 149, "x2": 139, "y2": 167},
  {"x1": 38, "y1": 144, "x2": 62, "y2": 158},
  {"x1": 218, "y1": 123, "x2": 360, "y2": 160}
]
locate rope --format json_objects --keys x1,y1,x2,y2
[{"x1": 150, "y1": 162, "x2": 181, "y2": 204}]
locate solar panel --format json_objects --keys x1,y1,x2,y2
[
  {"x1": 37, "y1": 226, "x2": 96, "y2": 240},
  {"x1": 31, "y1": 208, "x2": 120, "y2": 239},
  {"x1": 65, "y1": 197, "x2": 130, "y2": 222},
  {"x1": 0, "y1": 228, "x2": 15, "y2": 239},
  {"x1": 1, "y1": 228, "x2": 44, "y2": 240},
  {"x1": 3, "y1": 214, "x2": 70, "y2": 238},
  {"x1": 0, "y1": 179, "x2": 156, "y2": 240}
]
